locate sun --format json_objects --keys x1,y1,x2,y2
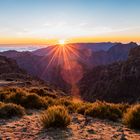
[{"x1": 58, "y1": 39, "x2": 66, "y2": 45}]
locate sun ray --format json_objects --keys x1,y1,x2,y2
[{"x1": 40, "y1": 41, "x2": 84, "y2": 98}]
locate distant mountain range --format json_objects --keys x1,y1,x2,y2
[
  {"x1": 0, "y1": 42, "x2": 138, "y2": 91},
  {"x1": 33, "y1": 42, "x2": 116, "y2": 56}
]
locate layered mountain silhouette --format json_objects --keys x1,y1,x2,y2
[
  {"x1": 80, "y1": 46, "x2": 140, "y2": 103},
  {"x1": 0, "y1": 42, "x2": 138, "y2": 90},
  {"x1": 33, "y1": 42, "x2": 116, "y2": 56}
]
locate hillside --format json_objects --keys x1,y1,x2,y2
[
  {"x1": 0, "y1": 55, "x2": 46, "y2": 87},
  {"x1": 80, "y1": 46, "x2": 140, "y2": 103}
]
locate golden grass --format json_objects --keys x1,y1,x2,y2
[
  {"x1": 123, "y1": 104, "x2": 140, "y2": 129},
  {"x1": 40, "y1": 105, "x2": 71, "y2": 128},
  {"x1": 0, "y1": 102, "x2": 25, "y2": 118}
]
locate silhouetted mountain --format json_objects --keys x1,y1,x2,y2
[
  {"x1": 79, "y1": 46, "x2": 140, "y2": 103},
  {"x1": 33, "y1": 42, "x2": 116, "y2": 56}
]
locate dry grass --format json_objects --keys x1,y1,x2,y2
[
  {"x1": 40, "y1": 105, "x2": 71, "y2": 128},
  {"x1": 29, "y1": 88, "x2": 57, "y2": 98},
  {"x1": 0, "y1": 102, "x2": 25, "y2": 118},
  {"x1": 6, "y1": 90, "x2": 48, "y2": 109},
  {"x1": 123, "y1": 104, "x2": 140, "y2": 129},
  {"x1": 85, "y1": 101, "x2": 125, "y2": 121}
]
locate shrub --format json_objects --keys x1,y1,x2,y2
[
  {"x1": 55, "y1": 98, "x2": 73, "y2": 107},
  {"x1": 6, "y1": 91, "x2": 48, "y2": 109},
  {"x1": 30, "y1": 88, "x2": 57, "y2": 98},
  {"x1": 6, "y1": 91, "x2": 27, "y2": 105},
  {"x1": 123, "y1": 104, "x2": 140, "y2": 129},
  {"x1": 67, "y1": 102, "x2": 83, "y2": 113},
  {"x1": 85, "y1": 101, "x2": 122, "y2": 121},
  {"x1": 40, "y1": 105, "x2": 71, "y2": 128},
  {"x1": 0, "y1": 92, "x2": 9, "y2": 101},
  {"x1": 0, "y1": 103, "x2": 25, "y2": 118},
  {"x1": 77, "y1": 103, "x2": 92, "y2": 115},
  {"x1": 29, "y1": 88, "x2": 46, "y2": 96},
  {"x1": 23, "y1": 94, "x2": 48, "y2": 109}
]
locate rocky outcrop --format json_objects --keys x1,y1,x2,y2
[{"x1": 80, "y1": 46, "x2": 140, "y2": 103}]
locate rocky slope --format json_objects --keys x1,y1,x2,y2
[{"x1": 80, "y1": 46, "x2": 140, "y2": 103}]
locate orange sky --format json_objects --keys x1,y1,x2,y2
[{"x1": 0, "y1": 36, "x2": 139, "y2": 45}]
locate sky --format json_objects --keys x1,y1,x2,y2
[{"x1": 0, "y1": 0, "x2": 140, "y2": 44}]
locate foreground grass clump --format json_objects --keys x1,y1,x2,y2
[
  {"x1": 85, "y1": 101, "x2": 123, "y2": 121},
  {"x1": 6, "y1": 91, "x2": 48, "y2": 109},
  {"x1": 123, "y1": 104, "x2": 140, "y2": 129},
  {"x1": 0, "y1": 102, "x2": 25, "y2": 118},
  {"x1": 40, "y1": 105, "x2": 71, "y2": 128}
]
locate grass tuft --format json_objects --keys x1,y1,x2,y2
[
  {"x1": 85, "y1": 101, "x2": 123, "y2": 121},
  {"x1": 123, "y1": 104, "x2": 140, "y2": 129},
  {"x1": 40, "y1": 105, "x2": 71, "y2": 128},
  {"x1": 0, "y1": 102, "x2": 25, "y2": 118}
]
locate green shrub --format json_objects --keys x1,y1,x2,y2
[
  {"x1": 85, "y1": 101, "x2": 122, "y2": 121},
  {"x1": 0, "y1": 103, "x2": 25, "y2": 118},
  {"x1": 40, "y1": 105, "x2": 71, "y2": 128},
  {"x1": 123, "y1": 104, "x2": 140, "y2": 129}
]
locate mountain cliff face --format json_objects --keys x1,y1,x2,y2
[{"x1": 79, "y1": 46, "x2": 140, "y2": 103}]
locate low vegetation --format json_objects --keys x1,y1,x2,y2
[
  {"x1": 123, "y1": 104, "x2": 140, "y2": 129},
  {"x1": 0, "y1": 87, "x2": 140, "y2": 130},
  {"x1": 0, "y1": 102, "x2": 25, "y2": 118},
  {"x1": 84, "y1": 101, "x2": 125, "y2": 121},
  {"x1": 40, "y1": 105, "x2": 71, "y2": 128},
  {"x1": 3, "y1": 90, "x2": 48, "y2": 109}
]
